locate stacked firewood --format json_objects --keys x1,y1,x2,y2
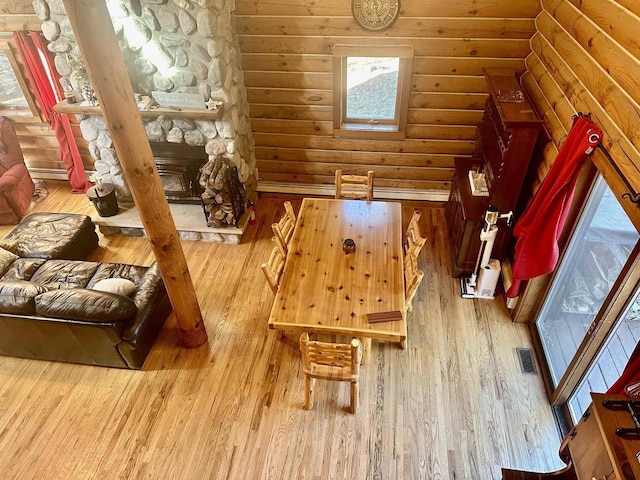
[{"x1": 199, "y1": 155, "x2": 245, "y2": 227}]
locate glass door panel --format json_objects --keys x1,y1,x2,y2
[
  {"x1": 568, "y1": 285, "x2": 640, "y2": 421},
  {"x1": 535, "y1": 176, "x2": 639, "y2": 386}
]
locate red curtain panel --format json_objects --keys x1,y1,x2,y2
[
  {"x1": 607, "y1": 341, "x2": 640, "y2": 396},
  {"x1": 13, "y1": 31, "x2": 90, "y2": 193},
  {"x1": 506, "y1": 114, "x2": 602, "y2": 298}
]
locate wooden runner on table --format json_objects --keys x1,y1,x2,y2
[{"x1": 366, "y1": 311, "x2": 404, "y2": 323}]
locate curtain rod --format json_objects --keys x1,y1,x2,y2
[{"x1": 596, "y1": 143, "x2": 640, "y2": 206}]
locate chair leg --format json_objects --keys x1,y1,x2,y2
[
  {"x1": 276, "y1": 330, "x2": 284, "y2": 340},
  {"x1": 360, "y1": 337, "x2": 372, "y2": 365},
  {"x1": 350, "y1": 380, "x2": 359, "y2": 414},
  {"x1": 305, "y1": 376, "x2": 314, "y2": 410}
]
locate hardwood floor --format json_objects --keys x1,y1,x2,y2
[{"x1": 0, "y1": 182, "x2": 565, "y2": 479}]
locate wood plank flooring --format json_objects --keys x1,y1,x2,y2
[{"x1": 0, "y1": 181, "x2": 565, "y2": 479}]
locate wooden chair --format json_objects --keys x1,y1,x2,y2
[
  {"x1": 404, "y1": 255, "x2": 424, "y2": 313},
  {"x1": 404, "y1": 209, "x2": 426, "y2": 265},
  {"x1": 271, "y1": 201, "x2": 296, "y2": 255},
  {"x1": 299, "y1": 332, "x2": 362, "y2": 413},
  {"x1": 335, "y1": 169, "x2": 374, "y2": 201},
  {"x1": 261, "y1": 245, "x2": 285, "y2": 294}
]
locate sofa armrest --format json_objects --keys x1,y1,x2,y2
[
  {"x1": 122, "y1": 263, "x2": 169, "y2": 343},
  {"x1": 118, "y1": 263, "x2": 172, "y2": 369},
  {"x1": 0, "y1": 163, "x2": 29, "y2": 191}
]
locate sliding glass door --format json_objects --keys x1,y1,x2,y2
[
  {"x1": 568, "y1": 284, "x2": 640, "y2": 419},
  {"x1": 533, "y1": 175, "x2": 639, "y2": 422}
]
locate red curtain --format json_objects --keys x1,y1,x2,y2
[
  {"x1": 13, "y1": 31, "x2": 90, "y2": 193},
  {"x1": 608, "y1": 341, "x2": 640, "y2": 396},
  {"x1": 506, "y1": 114, "x2": 602, "y2": 298}
]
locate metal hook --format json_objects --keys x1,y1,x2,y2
[{"x1": 622, "y1": 192, "x2": 640, "y2": 205}]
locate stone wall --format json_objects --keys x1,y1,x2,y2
[{"x1": 33, "y1": 0, "x2": 257, "y2": 204}]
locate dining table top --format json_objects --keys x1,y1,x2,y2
[{"x1": 268, "y1": 197, "x2": 406, "y2": 342}]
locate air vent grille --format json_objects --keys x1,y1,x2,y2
[{"x1": 516, "y1": 348, "x2": 537, "y2": 375}]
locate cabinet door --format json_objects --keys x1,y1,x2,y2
[{"x1": 568, "y1": 407, "x2": 613, "y2": 480}]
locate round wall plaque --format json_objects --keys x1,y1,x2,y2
[{"x1": 352, "y1": 0, "x2": 400, "y2": 32}]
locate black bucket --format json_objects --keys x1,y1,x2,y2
[{"x1": 87, "y1": 183, "x2": 119, "y2": 217}]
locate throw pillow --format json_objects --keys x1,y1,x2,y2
[
  {"x1": 0, "y1": 246, "x2": 18, "y2": 277},
  {"x1": 92, "y1": 278, "x2": 137, "y2": 297}
]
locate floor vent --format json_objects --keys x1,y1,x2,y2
[{"x1": 516, "y1": 348, "x2": 537, "y2": 375}]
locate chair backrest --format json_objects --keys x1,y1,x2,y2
[
  {"x1": 335, "y1": 169, "x2": 374, "y2": 201},
  {"x1": 261, "y1": 245, "x2": 285, "y2": 294},
  {"x1": 404, "y1": 255, "x2": 425, "y2": 311},
  {"x1": 271, "y1": 201, "x2": 296, "y2": 254},
  {"x1": 299, "y1": 332, "x2": 361, "y2": 381},
  {"x1": 405, "y1": 209, "x2": 426, "y2": 263}
]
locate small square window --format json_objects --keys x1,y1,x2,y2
[
  {"x1": 345, "y1": 56, "x2": 399, "y2": 121},
  {"x1": 333, "y1": 45, "x2": 413, "y2": 139}
]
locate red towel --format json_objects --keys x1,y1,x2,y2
[{"x1": 506, "y1": 115, "x2": 601, "y2": 298}]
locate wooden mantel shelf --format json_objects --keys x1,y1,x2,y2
[{"x1": 54, "y1": 99, "x2": 223, "y2": 120}]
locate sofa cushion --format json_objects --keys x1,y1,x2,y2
[
  {"x1": 30, "y1": 260, "x2": 99, "y2": 289},
  {"x1": 0, "y1": 280, "x2": 49, "y2": 314},
  {"x1": 0, "y1": 212, "x2": 97, "y2": 260},
  {"x1": 35, "y1": 288, "x2": 137, "y2": 322},
  {"x1": 86, "y1": 263, "x2": 148, "y2": 288},
  {"x1": 92, "y1": 278, "x2": 137, "y2": 297},
  {"x1": 1, "y1": 258, "x2": 46, "y2": 281},
  {"x1": 0, "y1": 247, "x2": 18, "y2": 277}
]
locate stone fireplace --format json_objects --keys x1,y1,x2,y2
[{"x1": 34, "y1": 0, "x2": 258, "y2": 235}]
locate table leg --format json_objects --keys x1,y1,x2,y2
[{"x1": 360, "y1": 337, "x2": 372, "y2": 365}]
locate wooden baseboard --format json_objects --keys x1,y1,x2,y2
[
  {"x1": 28, "y1": 168, "x2": 95, "y2": 183},
  {"x1": 257, "y1": 182, "x2": 449, "y2": 202},
  {"x1": 501, "y1": 259, "x2": 519, "y2": 310}
]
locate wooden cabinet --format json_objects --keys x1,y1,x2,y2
[
  {"x1": 502, "y1": 393, "x2": 640, "y2": 480},
  {"x1": 446, "y1": 69, "x2": 543, "y2": 277},
  {"x1": 445, "y1": 158, "x2": 490, "y2": 276}
]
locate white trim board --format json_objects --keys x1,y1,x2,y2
[{"x1": 257, "y1": 182, "x2": 449, "y2": 202}]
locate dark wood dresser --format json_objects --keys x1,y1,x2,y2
[{"x1": 445, "y1": 69, "x2": 543, "y2": 277}]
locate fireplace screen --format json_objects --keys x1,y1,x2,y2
[{"x1": 151, "y1": 143, "x2": 207, "y2": 204}]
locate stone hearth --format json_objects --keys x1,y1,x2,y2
[{"x1": 91, "y1": 202, "x2": 249, "y2": 244}]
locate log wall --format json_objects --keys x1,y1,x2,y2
[
  {"x1": 514, "y1": 0, "x2": 640, "y2": 323},
  {"x1": 521, "y1": 0, "x2": 640, "y2": 230},
  {"x1": 1, "y1": 0, "x2": 92, "y2": 179},
  {"x1": 235, "y1": 0, "x2": 541, "y2": 198}
]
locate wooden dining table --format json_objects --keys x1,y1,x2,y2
[{"x1": 268, "y1": 197, "x2": 407, "y2": 363}]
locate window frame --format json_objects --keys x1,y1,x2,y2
[
  {"x1": 332, "y1": 44, "x2": 413, "y2": 140},
  {"x1": 0, "y1": 39, "x2": 41, "y2": 120}
]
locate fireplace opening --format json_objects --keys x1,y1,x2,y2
[
  {"x1": 148, "y1": 143, "x2": 246, "y2": 228},
  {"x1": 150, "y1": 143, "x2": 208, "y2": 205}
]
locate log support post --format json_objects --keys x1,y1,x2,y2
[{"x1": 61, "y1": 0, "x2": 207, "y2": 348}]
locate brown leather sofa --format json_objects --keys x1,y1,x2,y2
[
  {"x1": 0, "y1": 117, "x2": 35, "y2": 224},
  {"x1": 0, "y1": 213, "x2": 172, "y2": 369}
]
